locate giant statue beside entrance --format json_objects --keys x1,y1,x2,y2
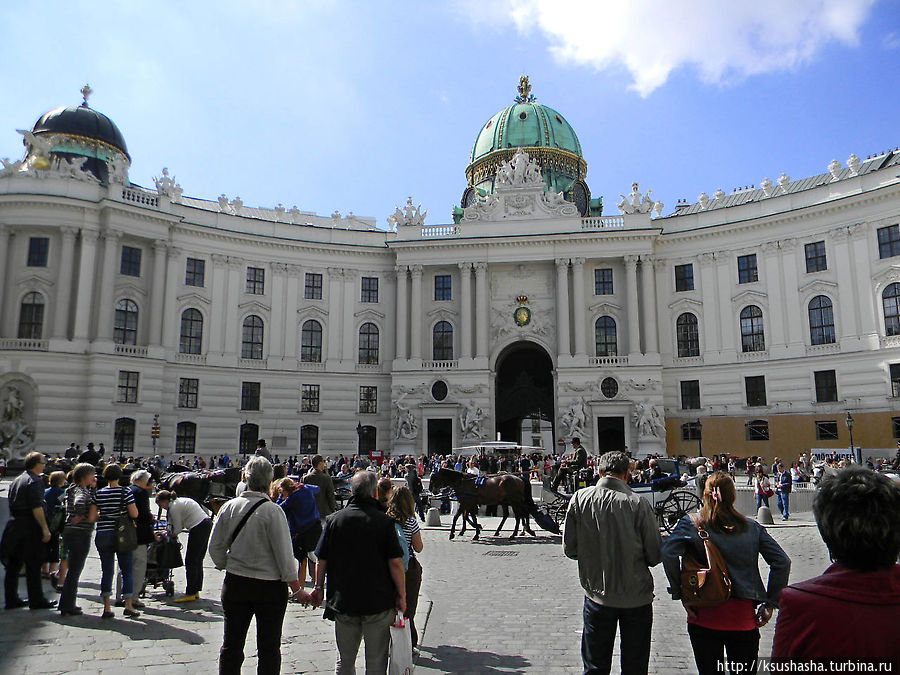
[{"x1": 0, "y1": 383, "x2": 36, "y2": 463}]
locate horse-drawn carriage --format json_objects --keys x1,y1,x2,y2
[{"x1": 542, "y1": 472, "x2": 701, "y2": 534}]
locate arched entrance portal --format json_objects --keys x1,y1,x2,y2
[{"x1": 494, "y1": 342, "x2": 554, "y2": 445}]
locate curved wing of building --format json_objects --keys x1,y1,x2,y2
[{"x1": 1, "y1": 82, "x2": 898, "y2": 464}]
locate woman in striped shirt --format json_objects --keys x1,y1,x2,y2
[
  {"x1": 94, "y1": 464, "x2": 139, "y2": 618},
  {"x1": 387, "y1": 485, "x2": 424, "y2": 650}
]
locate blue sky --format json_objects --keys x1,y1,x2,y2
[{"x1": 1, "y1": 1, "x2": 899, "y2": 227}]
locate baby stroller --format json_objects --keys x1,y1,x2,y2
[{"x1": 143, "y1": 520, "x2": 181, "y2": 598}]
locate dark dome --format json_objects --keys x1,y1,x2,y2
[{"x1": 32, "y1": 105, "x2": 129, "y2": 159}]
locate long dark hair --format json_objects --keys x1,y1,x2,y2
[{"x1": 699, "y1": 471, "x2": 747, "y2": 533}]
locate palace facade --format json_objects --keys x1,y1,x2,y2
[{"x1": 2, "y1": 81, "x2": 900, "y2": 462}]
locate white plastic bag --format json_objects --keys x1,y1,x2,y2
[{"x1": 389, "y1": 610, "x2": 414, "y2": 675}]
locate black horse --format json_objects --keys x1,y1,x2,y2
[
  {"x1": 429, "y1": 469, "x2": 554, "y2": 540},
  {"x1": 150, "y1": 466, "x2": 242, "y2": 513}
]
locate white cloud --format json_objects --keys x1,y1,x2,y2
[{"x1": 495, "y1": 0, "x2": 877, "y2": 96}]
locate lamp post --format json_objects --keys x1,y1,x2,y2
[
  {"x1": 696, "y1": 419, "x2": 704, "y2": 457},
  {"x1": 356, "y1": 422, "x2": 362, "y2": 456},
  {"x1": 845, "y1": 412, "x2": 855, "y2": 464}
]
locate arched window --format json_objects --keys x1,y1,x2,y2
[
  {"x1": 113, "y1": 417, "x2": 136, "y2": 455},
  {"x1": 433, "y1": 321, "x2": 453, "y2": 360},
  {"x1": 358, "y1": 322, "x2": 379, "y2": 364},
  {"x1": 175, "y1": 421, "x2": 196, "y2": 453},
  {"x1": 179, "y1": 308, "x2": 203, "y2": 354},
  {"x1": 301, "y1": 320, "x2": 323, "y2": 362},
  {"x1": 17, "y1": 292, "x2": 44, "y2": 339},
  {"x1": 808, "y1": 295, "x2": 835, "y2": 345},
  {"x1": 113, "y1": 299, "x2": 138, "y2": 345},
  {"x1": 241, "y1": 315, "x2": 264, "y2": 359},
  {"x1": 595, "y1": 316, "x2": 617, "y2": 356},
  {"x1": 883, "y1": 283, "x2": 900, "y2": 336},
  {"x1": 740, "y1": 305, "x2": 765, "y2": 352},
  {"x1": 300, "y1": 425, "x2": 319, "y2": 454},
  {"x1": 676, "y1": 312, "x2": 700, "y2": 357}
]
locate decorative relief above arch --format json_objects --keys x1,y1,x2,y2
[
  {"x1": 871, "y1": 265, "x2": 900, "y2": 294},
  {"x1": 297, "y1": 305, "x2": 329, "y2": 321},
  {"x1": 176, "y1": 292, "x2": 211, "y2": 306},
  {"x1": 731, "y1": 289, "x2": 768, "y2": 306},
  {"x1": 237, "y1": 300, "x2": 271, "y2": 314},
  {"x1": 354, "y1": 308, "x2": 386, "y2": 321}
]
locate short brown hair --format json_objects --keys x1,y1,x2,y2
[
  {"x1": 101, "y1": 464, "x2": 122, "y2": 481},
  {"x1": 24, "y1": 452, "x2": 45, "y2": 471},
  {"x1": 312, "y1": 454, "x2": 325, "y2": 468},
  {"x1": 49, "y1": 471, "x2": 66, "y2": 487},
  {"x1": 155, "y1": 490, "x2": 174, "y2": 505}
]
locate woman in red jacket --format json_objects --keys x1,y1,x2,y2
[{"x1": 772, "y1": 467, "x2": 900, "y2": 663}]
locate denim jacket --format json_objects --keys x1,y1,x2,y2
[{"x1": 661, "y1": 515, "x2": 790, "y2": 607}]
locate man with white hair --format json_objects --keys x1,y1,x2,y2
[{"x1": 311, "y1": 470, "x2": 406, "y2": 675}]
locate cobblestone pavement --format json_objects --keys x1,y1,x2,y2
[{"x1": 1, "y1": 477, "x2": 830, "y2": 674}]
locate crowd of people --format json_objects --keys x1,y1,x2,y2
[{"x1": 2, "y1": 440, "x2": 899, "y2": 673}]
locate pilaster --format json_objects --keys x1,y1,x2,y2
[
  {"x1": 474, "y1": 262, "x2": 488, "y2": 359},
  {"x1": 52, "y1": 227, "x2": 78, "y2": 339},
  {"x1": 624, "y1": 255, "x2": 640, "y2": 356},
  {"x1": 458, "y1": 262, "x2": 473, "y2": 360},
  {"x1": 73, "y1": 229, "x2": 99, "y2": 340},
  {"x1": 149, "y1": 240, "x2": 168, "y2": 346},
  {"x1": 640, "y1": 255, "x2": 658, "y2": 354},
  {"x1": 95, "y1": 229, "x2": 122, "y2": 342},
  {"x1": 0, "y1": 226, "x2": 10, "y2": 338},
  {"x1": 394, "y1": 265, "x2": 408, "y2": 361},
  {"x1": 410, "y1": 265, "x2": 423, "y2": 361},
  {"x1": 571, "y1": 257, "x2": 587, "y2": 357},
  {"x1": 555, "y1": 258, "x2": 570, "y2": 360}
]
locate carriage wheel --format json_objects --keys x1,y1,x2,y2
[
  {"x1": 659, "y1": 491, "x2": 701, "y2": 533},
  {"x1": 550, "y1": 499, "x2": 568, "y2": 528}
]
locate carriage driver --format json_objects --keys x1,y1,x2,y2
[{"x1": 551, "y1": 437, "x2": 589, "y2": 493}]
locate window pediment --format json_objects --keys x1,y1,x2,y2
[
  {"x1": 426, "y1": 307, "x2": 458, "y2": 321},
  {"x1": 16, "y1": 274, "x2": 54, "y2": 290},
  {"x1": 115, "y1": 281, "x2": 147, "y2": 299},
  {"x1": 176, "y1": 292, "x2": 211, "y2": 306},
  {"x1": 798, "y1": 279, "x2": 838, "y2": 297},
  {"x1": 731, "y1": 289, "x2": 767, "y2": 305},
  {"x1": 667, "y1": 297, "x2": 703, "y2": 312},
  {"x1": 589, "y1": 301, "x2": 622, "y2": 315},
  {"x1": 355, "y1": 308, "x2": 387, "y2": 321},
  {"x1": 238, "y1": 300, "x2": 271, "y2": 314},
  {"x1": 297, "y1": 305, "x2": 329, "y2": 321},
  {"x1": 872, "y1": 265, "x2": 900, "y2": 292}
]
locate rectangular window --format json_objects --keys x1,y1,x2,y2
[
  {"x1": 804, "y1": 241, "x2": 827, "y2": 273},
  {"x1": 359, "y1": 385, "x2": 377, "y2": 414},
  {"x1": 361, "y1": 276, "x2": 378, "y2": 303},
  {"x1": 815, "y1": 421, "x2": 839, "y2": 440},
  {"x1": 301, "y1": 384, "x2": 320, "y2": 413},
  {"x1": 27, "y1": 237, "x2": 49, "y2": 267},
  {"x1": 434, "y1": 274, "x2": 452, "y2": 301},
  {"x1": 175, "y1": 422, "x2": 196, "y2": 454},
  {"x1": 185, "y1": 258, "x2": 205, "y2": 287},
  {"x1": 117, "y1": 370, "x2": 139, "y2": 403},
  {"x1": 814, "y1": 370, "x2": 838, "y2": 403},
  {"x1": 594, "y1": 268, "x2": 613, "y2": 295},
  {"x1": 680, "y1": 380, "x2": 701, "y2": 410},
  {"x1": 681, "y1": 422, "x2": 701, "y2": 441},
  {"x1": 304, "y1": 273, "x2": 323, "y2": 299},
  {"x1": 178, "y1": 378, "x2": 199, "y2": 409},
  {"x1": 246, "y1": 267, "x2": 265, "y2": 294},
  {"x1": 746, "y1": 419, "x2": 769, "y2": 441},
  {"x1": 891, "y1": 364, "x2": 900, "y2": 398},
  {"x1": 893, "y1": 417, "x2": 900, "y2": 439},
  {"x1": 878, "y1": 224, "x2": 900, "y2": 259},
  {"x1": 745, "y1": 375, "x2": 767, "y2": 407},
  {"x1": 737, "y1": 254, "x2": 758, "y2": 284},
  {"x1": 120, "y1": 246, "x2": 142, "y2": 277},
  {"x1": 241, "y1": 382, "x2": 261, "y2": 411},
  {"x1": 674, "y1": 264, "x2": 694, "y2": 292}
]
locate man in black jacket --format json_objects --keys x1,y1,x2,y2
[
  {"x1": 311, "y1": 471, "x2": 405, "y2": 675},
  {"x1": 303, "y1": 455, "x2": 337, "y2": 524}
]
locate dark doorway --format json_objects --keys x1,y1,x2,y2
[
  {"x1": 358, "y1": 425, "x2": 376, "y2": 455},
  {"x1": 495, "y1": 342, "x2": 554, "y2": 443},
  {"x1": 595, "y1": 417, "x2": 625, "y2": 454},
  {"x1": 427, "y1": 418, "x2": 452, "y2": 455},
  {"x1": 239, "y1": 423, "x2": 259, "y2": 454}
]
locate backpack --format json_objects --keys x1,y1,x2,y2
[{"x1": 680, "y1": 515, "x2": 732, "y2": 608}]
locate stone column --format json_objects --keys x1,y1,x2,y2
[
  {"x1": 624, "y1": 255, "x2": 641, "y2": 356},
  {"x1": 474, "y1": 262, "x2": 489, "y2": 358},
  {"x1": 571, "y1": 257, "x2": 587, "y2": 357},
  {"x1": 458, "y1": 262, "x2": 473, "y2": 359},
  {"x1": 149, "y1": 240, "x2": 168, "y2": 346},
  {"x1": 779, "y1": 240, "x2": 802, "y2": 348},
  {"x1": 698, "y1": 253, "x2": 720, "y2": 354},
  {"x1": 95, "y1": 229, "x2": 122, "y2": 341},
  {"x1": 555, "y1": 258, "x2": 570, "y2": 359},
  {"x1": 762, "y1": 243, "x2": 786, "y2": 350},
  {"x1": 716, "y1": 255, "x2": 735, "y2": 353},
  {"x1": 0, "y1": 226, "x2": 10, "y2": 337},
  {"x1": 210, "y1": 254, "x2": 228, "y2": 354},
  {"x1": 640, "y1": 255, "x2": 658, "y2": 354},
  {"x1": 52, "y1": 226, "x2": 78, "y2": 339},
  {"x1": 73, "y1": 230, "x2": 99, "y2": 340},
  {"x1": 326, "y1": 268, "x2": 343, "y2": 364},
  {"x1": 394, "y1": 265, "x2": 408, "y2": 361},
  {"x1": 851, "y1": 225, "x2": 878, "y2": 343},
  {"x1": 342, "y1": 269, "x2": 358, "y2": 363},
  {"x1": 161, "y1": 247, "x2": 182, "y2": 350},
  {"x1": 270, "y1": 264, "x2": 287, "y2": 359},
  {"x1": 285, "y1": 265, "x2": 301, "y2": 360},
  {"x1": 222, "y1": 257, "x2": 243, "y2": 356},
  {"x1": 829, "y1": 228, "x2": 856, "y2": 345},
  {"x1": 410, "y1": 265, "x2": 423, "y2": 360}
]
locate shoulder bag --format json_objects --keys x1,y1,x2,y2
[
  {"x1": 114, "y1": 487, "x2": 138, "y2": 553},
  {"x1": 680, "y1": 515, "x2": 732, "y2": 608},
  {"x1": 228, "y1": 497, "x2": 268, "y2": 549}
]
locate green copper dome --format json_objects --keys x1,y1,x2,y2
[
  {"x1": 470, "y1": 102, "x2": 582, "y2": 162},
  {"x1": 463, "y1": 77, "x2": 589, "y2": 205}
]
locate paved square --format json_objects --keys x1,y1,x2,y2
[{"x1": 1, "y1": 479, "x2": 830, "y2": 673}]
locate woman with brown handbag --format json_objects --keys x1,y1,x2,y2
[
  {"x1": 754, "y1": 465, "x2": 773, "y2": 509},
  {"x1": 662, "y1": 472, "x2": 790, "y2": 674}
]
